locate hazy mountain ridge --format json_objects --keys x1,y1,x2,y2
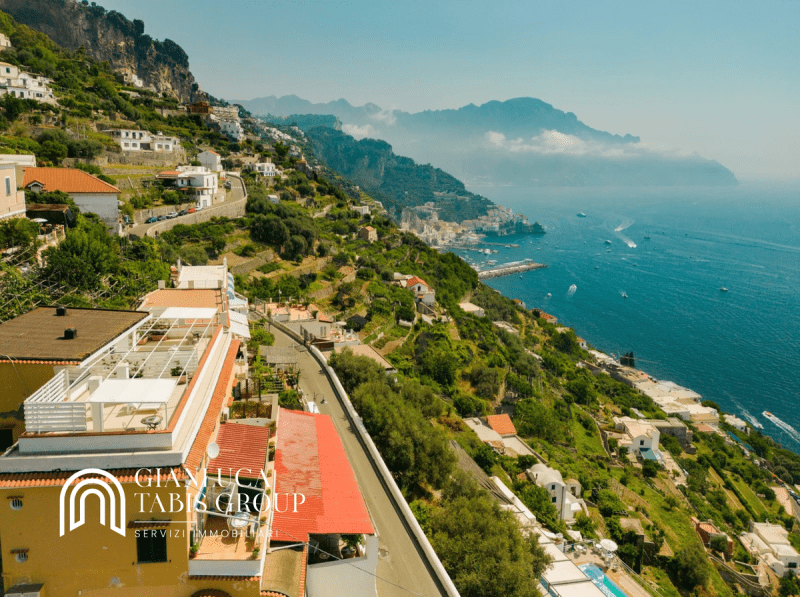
[{"x1": 234, "y1": 94, "x2": 737, "y2": 187}]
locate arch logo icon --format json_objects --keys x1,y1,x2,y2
[{"x1": 59, "y1": 468, "x2": 126, "y2": 537}]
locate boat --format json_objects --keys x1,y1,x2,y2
[
  {"x1": 720, "y1": 287, "x2": 728, "y2": 292},
  {"x1": 546, "y1": 293, "x2": 552, "y2": 298},
  {"x1": 763, "y1": 411, "x2": 800, "y2": 440},
  {"x1": 595, "y1": 266, "x2": 599, "y2": 269},
  {"x1": 621, "y1": 291, "x2": 628, "y2": 298},
  {"x1": 604, "y1": 240, "x2": 612, "y2": 244},
  {"x1": 577, "y1": 212, "x2": 587, "y2": 218}
]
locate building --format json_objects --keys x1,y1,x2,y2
[
  {"x1": 171, "y1": 260, "x2": 249, "y2": 323},
  {"x1": 246, "y1": 162, "x2": 276, "y2": 177},
  {"x1": 0, "y1": 62, "x2": 57, "y2": 105},
  {"x1": 358, "y1": 225, "x2": 377, "y2": 243},
  {"x1": 0, "y1": 153, "x2": 36, "y2": 182},
  {"x1": 487, "y1": 414, "x2": 517, "y2": 437},
  {"x1": 352, "y1": 205, "x2": 370, "y2": 217},
  {"x1": 333, "y1": 344, "x2": 397, "y2": 375},
  {"x1": 25, "y1": 203, "x2": 75, "y2": 228},
  {"x1": 219, "y1": 118, "x2": 245, "y2": 142},
  {"x1": 197, "y1": 149, "x2": 222, "y2": 172},
  {"x1": 614, "y1": 416, "x2": 662, "y2": 459},
  {"x1": 526, "y1": 464, "x2": 586, "y2": 522},
  {"x1": 22, "y1": 167, "x2": 121, "y2": 233},
  {"x1": 459, "y1": 302, "x2": 485, "y2": 318},
  {"x1": 634, "y1": 379, "x2": 719, "y2": 425},
  {"x1": 493, "y1": 320, "x2": 520, "y2": 335},
  {"x1": 187, "y1": 101, "x2": 212, "y2": 114},
  {"x1": 0, "y1": 163, "x2": 25, "y2": 220},
  {"x1": 407, "y1": 276, "x2": 436, "y2": 307},
  {"x1": 744, "y1": 522, "x2": 800, "y2": 577},
  {"x1": 538, "y1": 311, "x2": 558, "y2": 325},
  {"x1": 724, "y1": 413, "x2": 748, "y2": 432},
  {"x1": 693, "y1": 517, "x2": 733, "y2": 557},
  {"x1": 102, "y1": 129, "x2": 180, "y2": 153},
  {"x1": 157, "y1": 166, "x2": 220, "y2": 209},
  {"x1": 0, "y1": 33, "x2": 11, "y2": 48}
]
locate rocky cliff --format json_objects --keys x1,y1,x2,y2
[{"x1": 0, "y1": 0, "x2": 203, "y2": 103}]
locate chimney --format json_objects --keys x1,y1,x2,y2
[
  {"x1": 64, "y1": 328, "x2": 77, "y2": 339},
  {"x1": 56, "y1": 306, "x2": 67, "y2": 316}
]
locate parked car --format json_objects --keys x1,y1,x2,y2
[
  {"x1": 224, "y1": 181, "x2": 232, "y2": 190},
  {"x1": 145, "y1": 217, "x2": 157, "y2": 224},
  {"x1": 187, "y1": 207, "x2": 196, "y2": 214},
  {"x1": 195, "y1": 206, "x2": 203, "y2": 212},
  {"x1": 157, "y1": 215, "x2": 166, "y2": 221},
  {"x1": 178, "y1": 209, "x2": 188, "y2": 216},
  {"x1": 167, "y1": 212, "x2": 179, "y2": 219}
]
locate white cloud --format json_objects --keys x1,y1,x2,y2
[
  {"x1": 370, "y1": 109, "x2": 397, "y2": 126},
  {"x1": 342, "y1": 123, "x2": 376, "y2": 140}
]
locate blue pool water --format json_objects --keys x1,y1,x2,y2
[
  {"x1": 580, "y1": 563, "x2": 630, "y2": 597},
  {"x1": 457, "y1": 182, "x2": 800, "y2": 451}
]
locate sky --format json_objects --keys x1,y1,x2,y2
[{"x1": 96, "y1": 0, "x2": 800, "y2": 180}]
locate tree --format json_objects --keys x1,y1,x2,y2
[
  {"x1": 667, "y1": 542, "x2": 711, "y2": 591},
  {"x1": 642, "y1": 459, "x2": 659, "y2": 478}
]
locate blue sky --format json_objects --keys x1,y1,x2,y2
[{"x1": 98, "y1": 0, "x2": 799, "y2": 179}]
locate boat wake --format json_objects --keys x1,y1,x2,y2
[
  {"x1": 566, "y1": 284, "x2": 577, "y2": 298},
  {"x1": 740, "y1": 410, "x2": 763, "y2": 430},
  {"x1": 763, "y1": 411, "x2": 800, "y2": 442},
  {"x1": 615, "y1": 219, "x2": 637, "y2": 248}
]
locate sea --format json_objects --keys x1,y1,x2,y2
[{"x1": 455, "y1": 182, "x2": 800, "y2": 451}]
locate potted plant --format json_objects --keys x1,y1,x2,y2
[
  {"x1": 190, "y1": 543, "x2": 199, "y2": 558},
  {"x1": 341, "y1": 534, "x2": 362, "y2": 559},
  {"x1": 171, "y1": 366, "x2": 187, "y2": 384},
  {"x1": 252, "y1": 545, "x2": 260, "y2": 559}
]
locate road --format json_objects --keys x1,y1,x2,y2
[
  {"x1": 128, "y1": 174, "x2": 246, "y2": 238},
  {"x1": 269, "y1": 325, "x2": 446, "y2": 597}
]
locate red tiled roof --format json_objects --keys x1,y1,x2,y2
[
  {"x1": 272, "y1": 410, "x2": 374, "y2": 542},
  {"x1": 406, "y1": 276, "x2": 428, "y2": 288},
  {"x1": 22, "y1": 167, "x2": 120, "y2": 194},
  {"x1": 207, "y1": 423, "x2": 271, "y2": 480},
  {"x1": 317, "y1": 312, "x2": 333, "y2": 323},
  {"x1": 0, "y1": 467, "x2": 185, "y2": 489},
  {"x1": 699, "y1": 522, "x2": 717, "y2": 534},
  {"x1": 157, "y1": 170, "x2": 182, "y2": 176},
  {"x1": 184, "y1": 338, "x2": 240, "y2": 471},
  {"x1": 696, "y1": 424, "x2": 716, "y2": 433},
  {"x1": 487, "y1": 414, "x2": 517, "y2": 436}
]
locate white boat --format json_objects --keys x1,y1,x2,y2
[
  {"x1": 763, "y1": 411, "x2": 800, "y2": 440},
  {"x1": 621, "y1": 291, "x2": 628, "y2": 298},
  {"x1": 720, "y1": 287, "x2": 728, "y2": 292},
  {"x1": 577, "y1": 212, "x2": 587, "y2": 217}
]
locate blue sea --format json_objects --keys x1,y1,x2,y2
[{"x1": 457, "y1": 182, "x2": 800, "y2": 450}]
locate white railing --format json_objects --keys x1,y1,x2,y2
[
  {"x1": 24, "y1": 402, "x2": 87, "y2": 433},
  {"x1": 25, "y1": 369, "x2": 68, "y2": 403}
]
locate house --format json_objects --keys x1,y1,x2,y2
[
  {"x1": 22, "y1": 167, "x2": 121, "y2": 233},
  {"x1": 646, "y1": 417, "x2": 693, "y2": 448},
  {"x1": 724, "y1": 413, "x2": 748, "y2": 432},
  {"x1": 487, "y1": 414, "x2": 517, "y2": 437},
  {"x1": 633, "y1": 379, "x2": 719, "y2": 425},
  {"x1": 102, "y1": 129, "x2": 179, "y2": 152},
  {"x1": 187, "y1": 100, "x2": 212, "y2": 114},
  {"x1": 352, "y1": 205, "x2": 370, "y2": 216},
  {"x1": 0, "y1": 33, "x2": 11, "y2": 48},
  {"x1": 157, "y1": 166, "x2": 219, "y2": 209},
  {"x1": 0, "y1": 163, "x2": 25, "y2": 220},
  {"x1": 459, "y1": 302, "x2": 485, "y2": 318},
  {"x1": 526, "y1": 464, "x2": 586, "y2": 522},
  {"x1": 197, "y1": 149, "x2": 222, "y2": 172},
  {"x1": 0, "y1": 61, "x2": 57, "y2": 105},
  {"x1": 358, "y1": 225, "x2": 377, "y2": 242},
  {"x1": 577, "y1": 337, "x2": 588, "y2": 350},
  {"x1": 171, "y1": 260, "x2": 249, "y2": 322},
  {"x1": 267, "y1": 194, "x2": 280, "y2": 204},
  {"x1": 247, "y1": 162, "x2": 276, "y2": 177},
  {"x1": 744, "y1": 522, "x2": 800, "y2": 577},
  {"x1": 538, "y1": 311, "x2": 558, "y2": 325},
  {"x1": 693, "y1": 517, "x2": 733, "y2": 557},
  {"x1": 219, "y1": 118, "x2": 245, "y2": 141},
  {"x1": 407, "y1": 276, "x2": 436, "y2": 307},
  {"x1": 614, "y1": 416, "x2": 661, "y2": 456},
  {"x1": 0, "y1": 153, "x2": 36, "y2": 182}
]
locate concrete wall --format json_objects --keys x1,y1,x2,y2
[
  {"x1": 307, "y1": 535, "x2": 379, "y2": 597},
  {"x1": 147, "y1": 200, "x2": 246, "y2": 237},
  {"x1": 71, "y1": 192, "x2": 119, "y2": 232}
]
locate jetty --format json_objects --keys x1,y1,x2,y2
[{"x1": 477, "y1": 259, "x2": 547, "y2": 280}]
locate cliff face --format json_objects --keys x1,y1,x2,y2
[{"x1": 0, "y1": 0, "x2": 203, "y2": 102}]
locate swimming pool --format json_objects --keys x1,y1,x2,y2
[{"x1": 579, "y1": 563, "x2": 630, "y2": 597}]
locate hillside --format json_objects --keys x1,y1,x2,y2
[
  {"x1": 0, "y1": 0, "x2": 203, "y2": 102},
  {"x1": 235, "y1": 94, "x2": 738, "y2": 187}
]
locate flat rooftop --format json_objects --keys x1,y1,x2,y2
[
  {"x1": 139, "y1": 288, "x2": 223, "y2": 311},
  {"x1": 0, "y1": 307, "x2": 148, "y2": 362}
]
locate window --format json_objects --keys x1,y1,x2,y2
[
  {"x1": 136, "y1": 531, "x2": 167, "y2": 563},
  {"x1": 14, "y1": 551, "x2": 27, "y2": 563},
  {"x1": 0, "y1": 428, "x2": 12, "y2": 451},
  {"x1": 551, "y1": 496, "x2": 557, "y2": 503},
  {"x1": 639, "y1": 440, "x2": 645, "y2": 446},
  {"x1": 551, "y1": 484, "x2": 555, "y2": 490},
  {"x1": 5, "y1": 177, "x2": 10, "y2": 195},
  {"x1": 10, "y1": 498, "x2": 22, "y2": 510}
]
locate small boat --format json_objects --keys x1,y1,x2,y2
[
  {"x1": 621, "y1": 292, "x2": 628, "y2": 298},
  {"x1": 577, "y1": 212, "x2": 587, "y2": 218},
  {"x1": 595, "y1": 266, "x2": 599, "y2": 269},
  {"x1": 606, "y1": 248, "x2": 611, "y2": 252},
  {"x1": 720, "y1": 287, "x2": 728, "y2": 292},
  {"x1": 546, "y1": 293, "x2": 552, "y2": 298},
  {"x1": 604, "y1": 240, "x2": 612, "y2": 244}
]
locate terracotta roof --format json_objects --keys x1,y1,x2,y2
[
  {"x1": 139, "y1": 289, "x2": 223, "y2": 311},
  {"x1": 207, "y1": 423, "x2": 271, "y2": 480},
  {"x1": 157, "y1": 170, "x2": 182, "y2": 177},
  {"x1": 317, "y1": 313, "x2": 333, "y2": 324},
  {"x1": 406, "y1": 276, "x2": 428, "y2": 288},
  {"x1": 184, "y1": 338, "x2": 240, "y2": 471},
  {"x1": 696, "y1": 424, "x2": 716, "y2": 433},
  {"x1": 22, "y1": 167, "x2": 120, "y2": 194},
  {"x1": 487, "y1": 414, "x2": 517, "y2": 436},
  {"x1": 0, "y1": 467, "x2": 185, "y2": 489},
  {"x1": 272, "y1": 410, "x2": 374, "y2": 542},
  {"x1": 0, "y1": 307, "x2": 148, "y2": 362}
]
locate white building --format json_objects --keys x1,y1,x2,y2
[
  {"x1": 0, "y1": 163, "x2": 25, "y2": 221},
  {"x1": 459, "y1": 302, "x2": 485, "y2": 318},
  {"x1": 0, "y1": 33, "x2": 11, "y2": 49},
  {"x1": 745, "y1": 522, "x2": 800, "y2": 577},
  {"x1": 527, "y1": 464, "x2": 586, "y2": 522},
  {"x1": 407, "y1": 275, "x2": 436, "y2": 307},
  {"x1": 246, "y1": 162, "x2": 276, "y2": 177},
  {"x1": 634, "y1": 379, "x2": 719, "y2": 425},
  {"x1": 219, "y1": 119, "x2": 244, "y2": 142},
  {"x1": 172, "y1": 259, "x2": 249, "y2": 327},
  {"x1": 157, "y1": 166, "x2": 219, "y2": 209},
  {"x1": 197, "y1": 149, "x2": 222, "y2": 172},
  {"x1": 103, "y1": 129, "x2": 179, "y2": 152},
  {"x1": 724, "y1": 414, "x2": 748, "y2": 432},
  {"x1": 0, "y1": 62, "x2": 57, "y2": 105}
]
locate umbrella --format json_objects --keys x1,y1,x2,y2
[
  {"x1": 31, "y1": 218, "x2": 48, "y2": 223},
  {"x1": 599, "y1": 539, "x2": 618, "y2": 552}
]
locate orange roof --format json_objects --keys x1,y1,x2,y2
[
  {"x1": 699, "y1": 522, "x2": 718, "y2": 534},
  {"x1": 272, "y1": 410, "x2": 374, "y2": 542},
  {"x1": 695, "y1": 424, "x2": 716, "y2": 433},
  {"x1": 184, "y1": 338, "x2": 240, "y2": 471},
  {"x1": 407, "y1": 276, "x2": 428, "y2": 288},
  {"x1": 206, "y1": 423, "x2": 271, "y2": 480},
  {"x1": 22, "y1": 167, "x2": 120, "y2": 194},
  {"x1": 140, "y1": 289, "x2": 223, "y2": 311},
  {"x1": 487, "y1": 414, "x2": 517, "y2": 436}
]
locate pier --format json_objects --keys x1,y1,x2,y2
[{"x1": 477, "y1": 259, "x2": 547, "y2": 279}]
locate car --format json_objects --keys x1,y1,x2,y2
[
  {"x1": 157, "y1": 215, "x2": 166, "y2": 221},
  {"x1": 167, "y1": 212, "x2": 179, "y2": 219},
  {"x1": 195, "y1": 206, "x2": 203, "y2": 212},
  {"x1": 224, "y1": 181, "x2": 232, "y2": 190},
  {"x1": 187, "y1": 207, "x2": 196, "y2": 214},
  {"x1": 178, "y1": 209, "x2": 188, "y2": 216},
  {"x1": 145, "y1": 217, "x2": 157, "y2": 224}
]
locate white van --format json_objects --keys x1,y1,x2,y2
[{"x1": 306, "y1": 401, "x2": 320, "y2": 414}]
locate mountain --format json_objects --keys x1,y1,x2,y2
[
  {"x1": 0, "y1": 0, "x2": 204, "y2": 103},
  {"x1": 235, "y1": 94, "x2": 737, "y2": 187}
]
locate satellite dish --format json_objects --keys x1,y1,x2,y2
[{"x1": 207, "y1": 442, "x2": 220, "y2": 459}]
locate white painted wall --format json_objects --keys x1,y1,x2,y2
[{"x1": 71, "y1": 192, "x2": 119, "y2": 233}]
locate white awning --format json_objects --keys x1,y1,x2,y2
[
  {"x1": 228, "y1": 310, "x2": 249, "y2": 326},
  {"x1": 159, "y1": 307, "x2": 219, "y2": 320},
  {"x1": 87, "y1": 379, "x2": 177, "y2": 403},
  {"x1": 229, "y1": 320, "x2": 251, "y2": 339}
]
